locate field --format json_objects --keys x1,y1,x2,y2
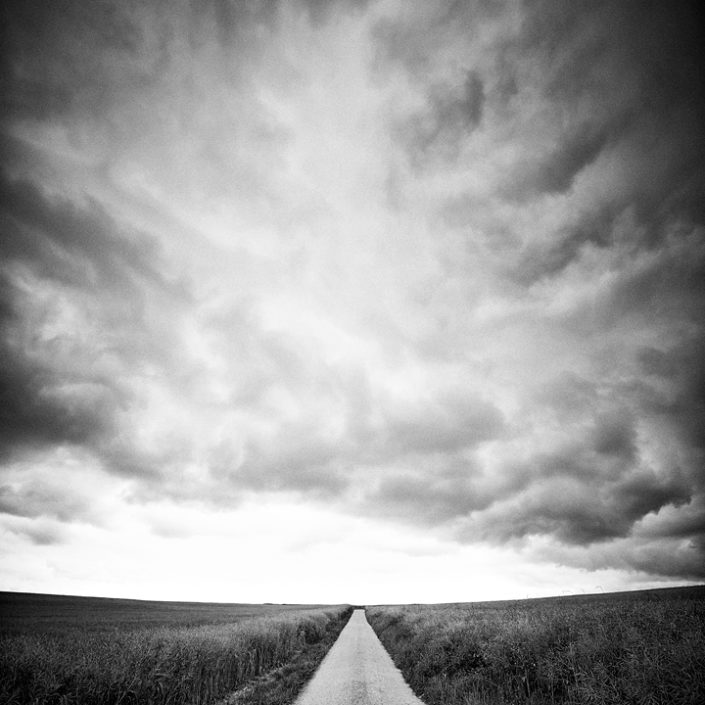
[
  {"x1": 4, "y1": 587, "x2": 705, "y2": 705},
  {"x1": 0, "y1": 592, "x2": 352, "y2": 705},
  {"x1": 367, "y1": 585, "x2": 705, "y2": 705}
]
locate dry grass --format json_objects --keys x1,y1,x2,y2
[
  {"x1": 0, "y1": 594, "x2": 351, "y2": 705},
  {"x1": 367, "y1": 586, "x2": 705, "y2": 705}
]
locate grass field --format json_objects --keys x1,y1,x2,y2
[
  {"x1": 0, "y1": 592, "x2": 352, "y2": 705},
  {"x1": 0, "y1": 592, "x2": 338, "y2": 635},
  {"x1": 367, "y1": 585, "x2": 705, "y2": 705}
]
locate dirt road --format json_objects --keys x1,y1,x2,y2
[{"x1": 294, "y1": 608, "x2": 425, "y2": 705}]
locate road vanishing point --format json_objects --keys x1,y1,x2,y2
[{"x1": 294, "y1": 608, "x2": 425, "y2": 705}]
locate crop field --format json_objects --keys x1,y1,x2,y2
[
  {"x1": 0, "y1": 592, "x2": 352, "y2": 705},
  {"x1": 367, "y1": 585, "x2": 705, "y2": 705}
]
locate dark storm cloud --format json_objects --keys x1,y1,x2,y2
[
  {"x1": 480, "y1": 0, "x2": 703, "y2": 585},
  {"x1": 0, "y1": 327, "x2": 113, "y2": 459},
  {"x1": 615, "y1": 470, "x2": 691, "y2": 524},
  {"x1": 11, "y1": 520, "x2": 67, "y2": 546},
  {"x1": 541, "y1": 510, "x2": 705, "y2": 581},
  {"x1": 502, "y1": 128, "x2": 611, "y2": 200},
  {"x1": 0, "y1": 0, "x2": 304, "y2": 135},
  {"x1": 608, "y1": 240, "x2": 705, "y2": 325},
  {"x1": 0, "y1": 0, "x2": 142, "y2": 122},
  {"x1": 401, "y1": 71, "x2": 486, "y2": 163},
  {"x1": 377, "y1": 391, "x2": 504, "y2": 457},
  {"x1": 522, "y1": 0, "x2": 705, "y2": 112},
  {"x1": 462, "y1": 460, "x2": 692, "y2": 548},
  {"x1": 369, "y1": 456, "x2": 493, "y2": 526},
  {"x1": 519, "y1": 335, "x2": 704, "y2": 576},
  {"x1": 513, "y1": 0, "x2": 704, "y2": 212},
  {"x1": 365, "y1": 411, "x2": 692, "y2": 545},
  {"x1": 300, "y1": 0, "x2": 371, "y2": 24},
  {"x1": 358, "y1": 352, "x2": 702, "y2": 576},
  {"x1": 638, "y1": 338, "x2": 705, "y2": 456},
  {"x1": 194, "y1": 0, "x2": 370, "y2": 36},
  {"x1": 388, "y1": 0, "x2": 704, "y2": 235},
  {"x1": 590, "y1": 413, "x2": 636, "y2": 458},
  {"x1": 508, "y1": 207, "x2": 618, "y2": 286},
  {"x1": 0, "y1": 0, "x2": 279, "y2": 120},
  {"x1": 0, "y1": 482, "x2": 88, "y2": 522},
  {"x1": 351, "y1": 392, "x2": 506, "y2": 522},
  {"x1": 644, "y1": 506, "x2": 705, "y2": 543},
  {"x1": 237, "y1": 443, "x2": 348, "y2": 497},
  {"x1": 491, "y1": 364, "x2": 702, "y2": 560},
  {"x1": 372, "y1": 0, "x2": 503, "y2": 77},
  {"x1": 0, "y1": 0, "x2": 371, "y2": 112},
  {"x1": 0, "y1": 173, "x2": 162, "y2": 293},
  {"x1": 626, "y1": 542, "x2": 705, "y2": 581},
  {"x1": 0, "y1": 165, "x2": 179, "y2": 464}
]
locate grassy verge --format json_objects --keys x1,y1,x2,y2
[
  {"x1": 213, "y1": 608, "x2": 349, "y2": 705},
  {"x1": 367, "y1": 586, "x2": 705, "y2": 705},
  {"x1": 0, "y1": 600, "x2": 352, "y2": 705}
]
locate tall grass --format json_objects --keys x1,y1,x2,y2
[
  {"x1": 0, "y1": 606, "x2": 351, "y2": 705},
  {"x1": 367, "y1": 587, "x2": 705, "y2": 705}
]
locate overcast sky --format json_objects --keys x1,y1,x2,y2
[{"x1": 1, "y1": 0, "x2": 703, "y2": 604}]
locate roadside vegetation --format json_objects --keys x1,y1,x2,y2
[
  {"x1": 367, "y1": 585, "x2": 705, "y2": 705},
  {"x1": 0, "y1": 592, "x2": 351, "y2": 705}
]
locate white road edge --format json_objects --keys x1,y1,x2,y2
[{"x1": 294, "y1": 608, "x2": 426, "y2": 705}]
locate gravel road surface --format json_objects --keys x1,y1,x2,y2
[{"x1": 294, "y1": 608, "x2": 425, "y2": 705}]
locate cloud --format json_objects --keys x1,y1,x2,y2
[
  {"x1": 0, "y1": 167, "x2": 183, "y2": 466},
  {"x1": 534, "y1": 512, "x2": 705, "y2": 582},
  {"x1": 1, "y1": 0, "x2": 704, "y2": 596},
  {"x1": 505, "y1": 129, "x2": 611, "y2": 200},
  {"x1": 364, "y1": 408, "x2": 692, "y2": 549},
  {"x1": 14, "y1": 520, "x2": 67, "y2": 546},
  {"x1": 368, "y1": 456, "x2": 489, "y2": 526},
  {"x1": 477, "y1": 465, "x2": 690, "y2": 547},
  {"x1": 637, "y1": 336, "x2": 705, "y2": 459},
  {"x1": 377, "y1": 390, "x2": 505, "y2": 456},
  {"x1": 0, "y1": 172, "x2": 164, "y2": 295},
  {"x1": 0, "y1": 482, "x2": 86, "y2": 522},
  {"x1": 400, "y1": 70, "x2": 486, "y2": 163},
  {"x1": 0, "y1": 0, "x2": 141, "y2": 122}
]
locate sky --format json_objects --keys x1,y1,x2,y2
[{"x1": 0, "y1": 0, "x2": 704, "y2": 605}]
